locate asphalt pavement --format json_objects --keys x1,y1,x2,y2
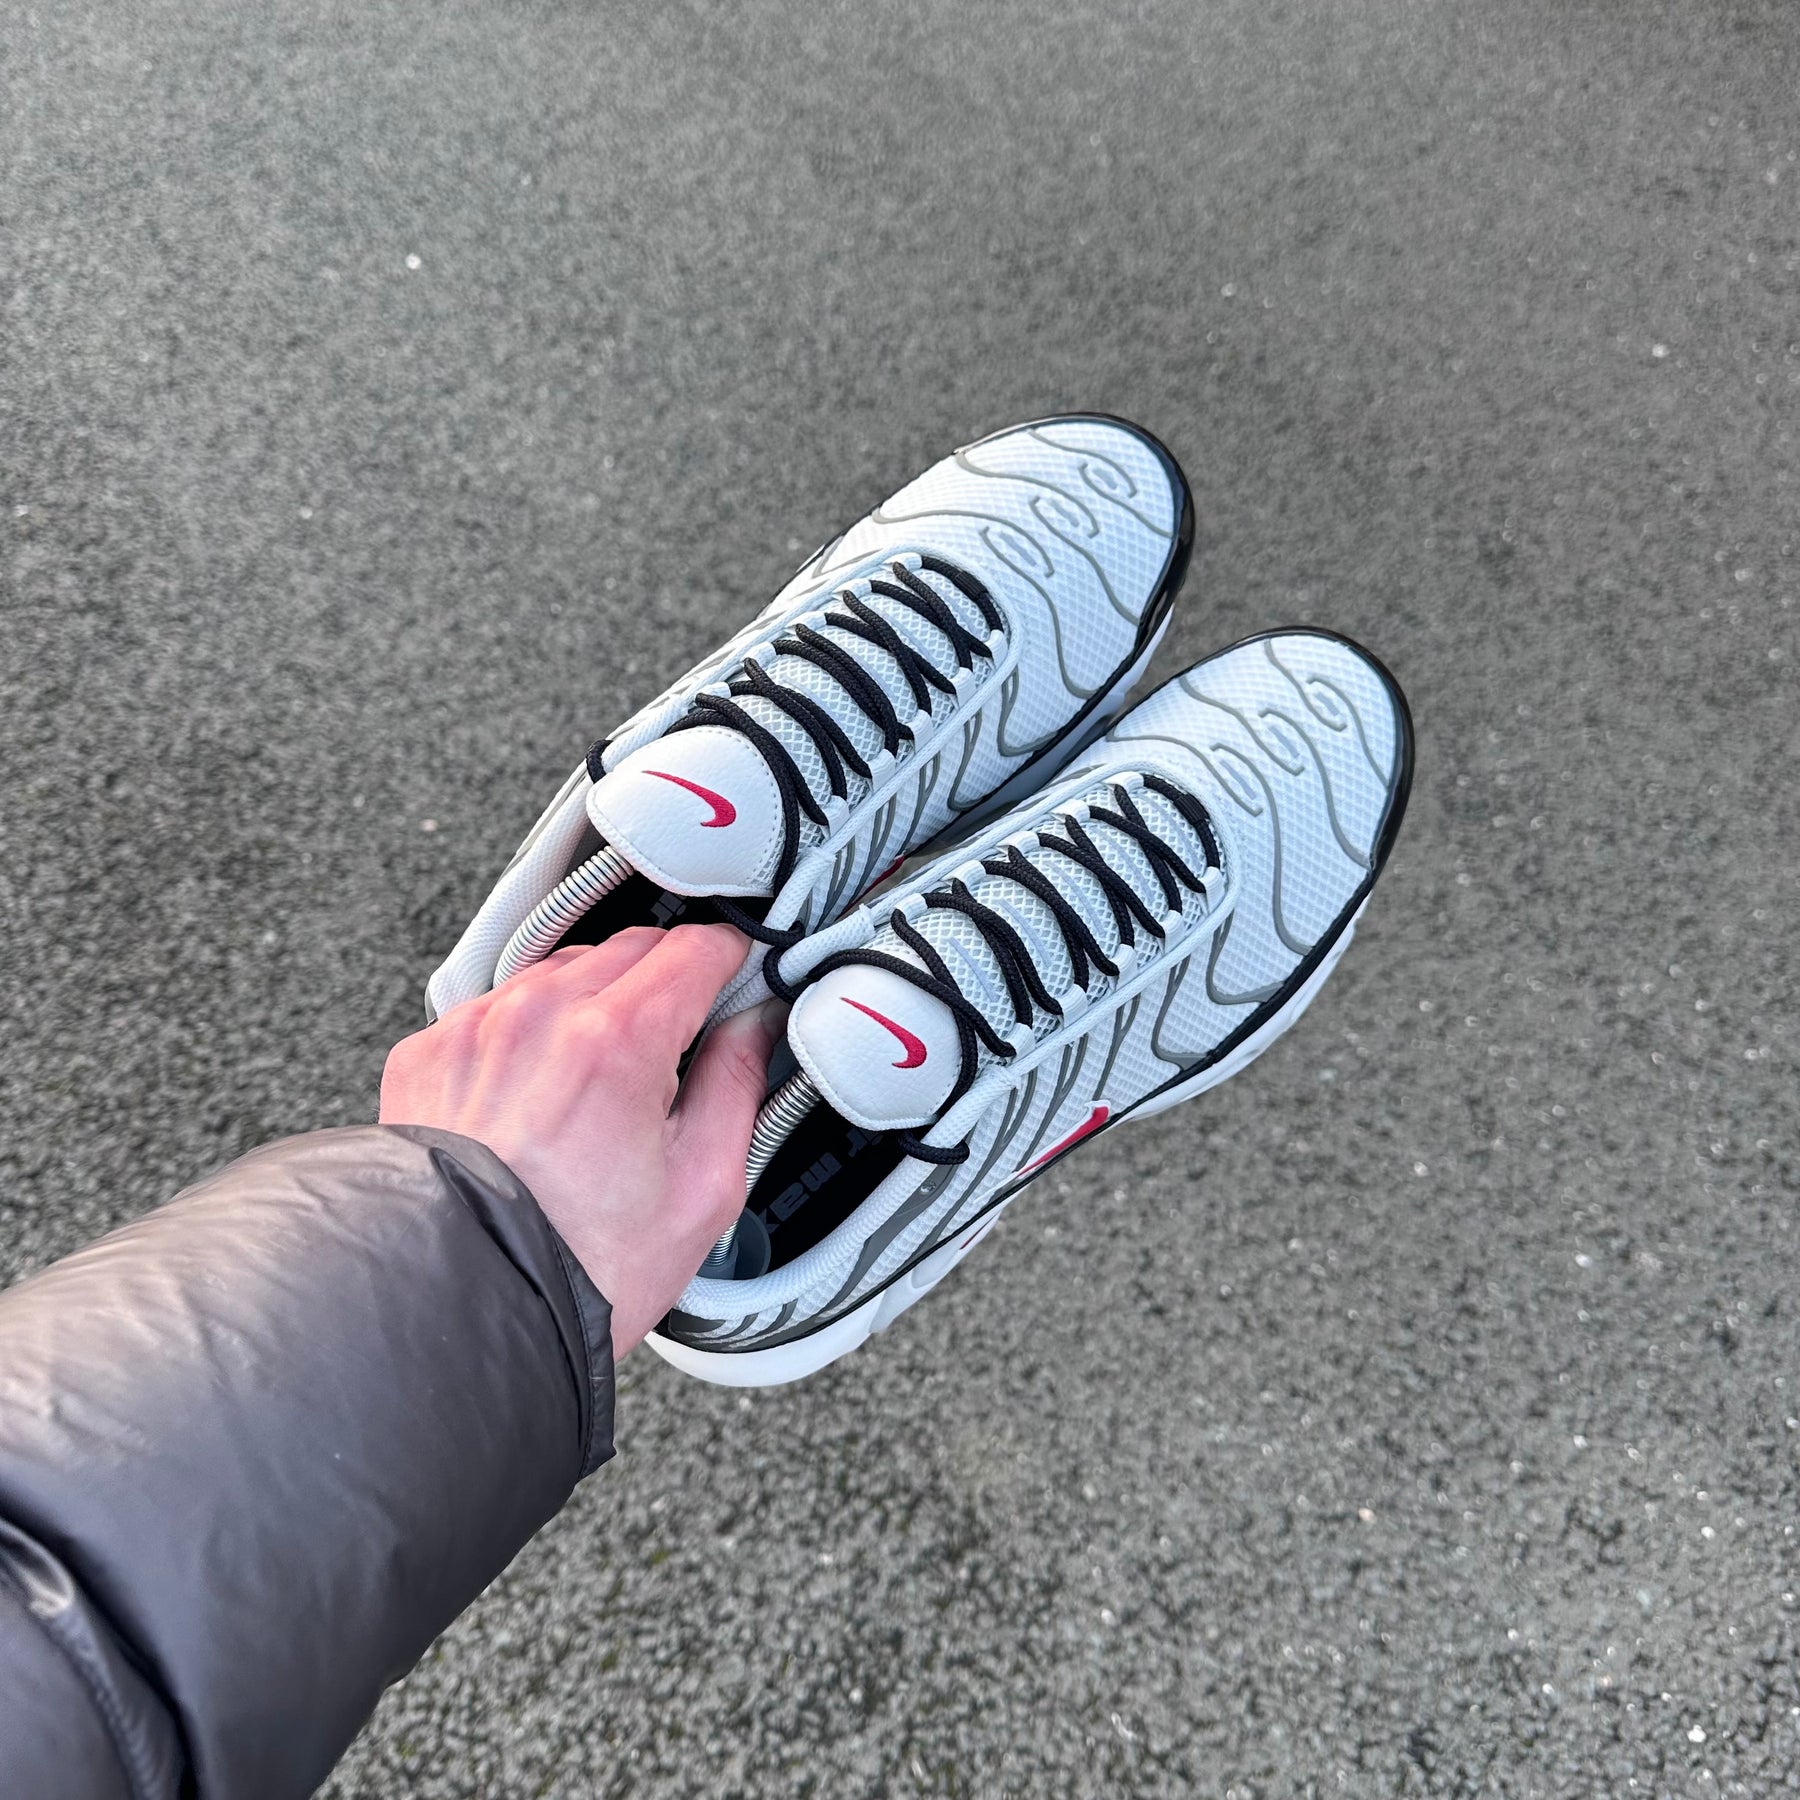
[{"x1": 3, "y1": 1, "x2": 1796, "y2": 1794}]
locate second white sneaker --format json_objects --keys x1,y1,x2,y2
[{"x1": 649, "y1": 629, "x2": 1412, "y2": 1385}]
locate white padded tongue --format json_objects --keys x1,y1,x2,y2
[
  {"x1": 788, "y1": 963, "x2": 962, "y2": 1132},
  {"x1": 586, "y1": 726, "x2": 785, "y2": 897}
]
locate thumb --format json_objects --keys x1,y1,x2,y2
[{"x1": 670, "y1": 1000, "x2": 786, "y2": 1233}]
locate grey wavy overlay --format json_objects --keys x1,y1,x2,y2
[{"x1": 803, "y1": 438, "x2": 1173, "y2": 914}]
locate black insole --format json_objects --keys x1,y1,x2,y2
[
  {"x1": 748, "y1": 1102, "x2": 904, "y2": 1270},
  {"x1": 551, "y1": 873, "x2": 770, "y2": 949}
]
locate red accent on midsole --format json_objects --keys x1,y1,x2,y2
[
  {"x1": 643, "y1": 770, "x2": 737, "y2": 828},
  {"x1": 855, "y1": 855, "x2": 908, "y2": 903},
  {"x1": 840, "y1": 997, "x2": 928, "y2": 1068},
  {"x1": 959, "y1": 1219, "x2": 995, "y2": 1253},
  {"x1": 1013, "y1": 1104, "x2": 1110, "y2": 1177}
]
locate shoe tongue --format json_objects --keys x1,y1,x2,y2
[
  {"x1": 587, "y1": 727, "x2": 785, "y2": 897},
  {"x1": 787, "y1": 963, "x2": 961, "y2": 1131}
]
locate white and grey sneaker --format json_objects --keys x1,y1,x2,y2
[
  {"x1": 426, "y1": 416, "x2": 1193, "y2": 1021},
  {"x1": 648, "y1": 629, "x2": 1413, "y2": 1386}
]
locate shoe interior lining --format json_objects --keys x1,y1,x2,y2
[
  {"x1": 551, "y1": 871, "x2": 771, "y2": 948},
  {"x1": 745, "y1": 1101, "x2": 904, "y2": 1272}
]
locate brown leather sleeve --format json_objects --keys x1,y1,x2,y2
[{"x1": 0, "y1": 1125, "x2": 613, "y2": 1799}]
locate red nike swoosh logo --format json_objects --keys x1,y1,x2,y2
[
  {"x1": 841, "y1": 998, "x2": 928, "y2": 1069},
  {"x1": 643, "y1": 770, "x2": 736, "y2": 828},
  {"x1": 1013, "y1": 1105, "x2": 1110, "y2": 1177}
]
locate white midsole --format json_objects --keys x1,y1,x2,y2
[{"x1": 644, "y1": 898, "x2": 1366, "y2": 1388}]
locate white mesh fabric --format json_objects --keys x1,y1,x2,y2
[
  {"x1": 876, "y1": 775, "x2": 1219, "y2": 1049},
  {"x1": 828, "y1": 421, "x2": 1180, "y2": 760},
  {"x1": 1102, "y1": 634, "x2": 1397, "y2": 1006}
]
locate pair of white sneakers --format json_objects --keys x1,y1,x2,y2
[{"x1": 428, "y1": 417, "x2": 1412, "y2": 1386}]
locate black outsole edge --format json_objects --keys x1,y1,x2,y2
[{"x1": 679, "y1": 626, "x2": 1413, "y2": 1359}]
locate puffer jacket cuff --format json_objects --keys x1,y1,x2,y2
[{"x1": 389, "y1": 1124, "x2": 617, "y2": 1475}]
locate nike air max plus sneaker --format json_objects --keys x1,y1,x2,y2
[
  {"x1": 648, "y1": 629, "x2": 1412, "y2": 1385},
  {"x1": 426, "y1": 417, "x2": 1194, "y2": 1021}
]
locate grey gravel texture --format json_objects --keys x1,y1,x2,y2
[{"x1": 3, "y1": 1, "x2": 1797, "y2": 1795}]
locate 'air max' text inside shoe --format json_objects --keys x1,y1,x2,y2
[
  {"x1": 649, "y1": 629, "x2": 1412, "y2": 1384},
  {"x1": 427, "y1": 416, "x2": 1194, "y2": 1021}
]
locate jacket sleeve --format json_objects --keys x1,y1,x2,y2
[{"x1": 0, "y1": 1124, "x2": 614, "y2": 1800}]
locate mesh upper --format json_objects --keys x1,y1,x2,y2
[
  {"x1": 880, "y1": 779, "x2": 1218, "y2": 1053},
  {"x1": 426, "y1": 417, "x2": 1183, "y2": 1018},
  {"x1": 728, "y1": 557, "x2": 995, "y2": 844}
]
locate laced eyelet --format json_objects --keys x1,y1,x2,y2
[
  {"x1": 802, "y1": 774, "x2": 1221, "y2": 1117},
  {"x1": 658, "y1": 554, "x2": 1004, "y2": 892}
]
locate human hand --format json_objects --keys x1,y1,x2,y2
[{"x1": 380, "y1": 925, "x2": 779, "y2": 1356}]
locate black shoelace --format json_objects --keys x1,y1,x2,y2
[
  {"x1": 806, "y1": 775, "x2": 1221, "y2": 1162},
  {"x1": 585, "y1": 555, "x2": 1003, "y2": 953}
]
